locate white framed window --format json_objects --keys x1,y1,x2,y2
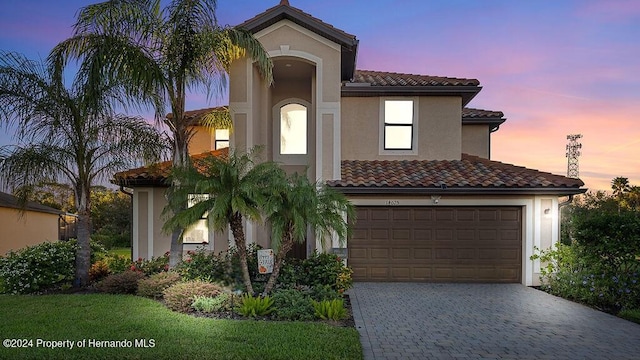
[
  {"x1": 379, "y1": 98, "x2": 418, "y2": 155},
  {"x1": 280, "y1": 103, "x2": 307, "y2": 154},
  {"x1": 273, "y1": 98, "x2": 311, "y2": 165},
  {"x1": 214, "y1": 129, "x2": 230, "y2": 150},
  {"x1": 182, "y1": 194, "x2": 209, "y2": 244}
]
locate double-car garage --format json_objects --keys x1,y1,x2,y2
[{"x1": 348, "y1": 206, "x2": 522, "y2": 283}]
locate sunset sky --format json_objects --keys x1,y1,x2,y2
[{"x1": 1, "y1": 0, "x2": 638, "y2": 191}]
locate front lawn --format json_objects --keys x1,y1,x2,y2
[
  {"x1": 107, "y1": 247, "x2": 132, "y2": 260},
  {"x1": 0, "y1": 294, "x2": 362, "y2": 360}
]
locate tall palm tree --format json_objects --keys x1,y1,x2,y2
[
  {"x1": 164, "y1": 148, "x2": 283, "y2": 294},
  {"x1": 262, "y1": 173, "x2": 354, "y2": 294},
  {"x1": 51, "y1": 0, "x2": 273, "y2": 267},
  {"x1": 612, "y1": 177, "x2": 631, "y2": 199},
  {"x1": 0, "y1": 51, "x2": 167, "y2": 286}
]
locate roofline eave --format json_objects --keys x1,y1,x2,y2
[
  {"x1": 329, "y1": 187, "x2": 588, "y2": 196},
  {"x1": 341, "y1": 85, "x2": 481, "y2": 106}
]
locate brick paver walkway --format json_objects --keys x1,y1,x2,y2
[{"x1": 349, "y1": 283, "x2": 640, "y2": 360}]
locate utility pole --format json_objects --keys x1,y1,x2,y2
[{"x1": 566, "y1": 134, "x2": 582, "y2": 179}]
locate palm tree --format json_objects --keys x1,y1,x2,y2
[
  {"x1": 0, "y1": 51, "x2": 167, "y2": 286},
  {"x1": 611, "y1": 177, "x2": 631, "y2": 199},
  {"x1": 51, "y1": 0, "x2": 273, "y2": 267},
  {"x1": 164, "y1": 148, "x2": 283, "y2": 294},
  {"x1": 262, "y1": 173, "x2": 353, "y2": 295}
]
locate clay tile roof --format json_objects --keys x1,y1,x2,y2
[
  {"x1": 112, "y1": 148, "x2": 229, "y2": 187},
  {"x1": 462, "y1": 108, "x2": 504, "y2": 119},
  {"x1": 328, "y1": 154, "x2": 585, "y2": 194},
  {"x1": 353, "y1": 70, "x2": 480, "y2": 87}
]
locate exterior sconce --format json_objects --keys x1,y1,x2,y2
[
  {"x1": 431, "y1": 195, "x2": 441, "y2": 205},
  {"x1": 544, "y1": 208, "x2": 550, "y2": 215}
]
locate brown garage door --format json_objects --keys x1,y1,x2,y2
[{"x1": 348, "y1": 207, "x2": 522, "y2": 283}]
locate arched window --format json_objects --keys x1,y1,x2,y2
[{"x1": 279, "y1": 103, "x2": 307, "y2": 155}]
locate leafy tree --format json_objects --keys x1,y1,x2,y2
[
  {"x1": 262, "y1": 173, "x2": 353, "y2": 295},
  {"x1": 0, "y1": 51, "x2": 166, "y2": 286},
  {"x1": 13, "y1": 181, "x2": 75, "y2": 212},
  {"x1": 164, "y1": 148, "x2": 283, "y2": 294},
  {"x1": 52, "y1": 0, "x2": 273, "y2": 267},
  {"x1": 91, "y1": 186, "x2": 132, "y2": 248}
]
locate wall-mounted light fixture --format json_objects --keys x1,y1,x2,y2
[
  {"x1": 544, "y1": 208, "x2": 551, "y2": 215},
  {"x1": 431, "y1": 195, "x2": 441, "y2": 205}
]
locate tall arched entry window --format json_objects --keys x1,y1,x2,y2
[
  {"x1": 280, "y1": 103, "x2": 307, "y2": 154},
  {"x1": 273, "y1": 99, "x2": 310, "y2": 164}
]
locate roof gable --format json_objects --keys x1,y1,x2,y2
[{"x1": 237, "y1": 2, "x2": 359, "y2": 81}]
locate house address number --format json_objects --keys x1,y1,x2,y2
[{"x1": 386, "y1": 200, "x2": 400, "y2": 206}]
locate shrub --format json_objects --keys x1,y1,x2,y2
[
  {"x1": 104, "y1": 254, "x2": 131, "y2": 274},
  {"x1": 310, "y1": 284, "x2": 342, "y2": 301},
  {"x1": 89, "y1": 260, "x2": 111, "y2": 282},
  {"x1": 130, "y1": 252, "x2": 170, "y2": 275},
  {"x1": 176, "y1": 248, "x2": 232, "y2": 284},
  {"x1": 236, "y1": 294, "x2": 274, "y2": 318},
  {"x1": 296, "y1": 252, "x2": 353, "y2": 293},
  {"x1": 95, "y1": 270, "x2": 146, "y2": 294},
  {"x1": 137, "y1": 272, "x2": 182, "y2": 299},
  {"x1": 192, "y1": 293, "x2": 231, "y2": 313},
  {"x1": 0, "y1": 241, "x2": 77, "y2": 294},
  {"x1": 163, "y1": 281, "x2": 223, "y2": 313},
  {"x1": 312, "y1": 299, "x2": 347, "y2": 321},
  {"x1": 532, "y1": 244, "x2": 640, "y2": 311},
  {"x1": 272, "y1": 288, "x2": 314, "y2": 321},
  {"x1": 573, "y1": 211, "x2": 640, "y2": 269}
]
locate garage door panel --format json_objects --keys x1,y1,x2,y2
[
  {"x1": 370, "y1": 267, "x2": 390, "y2": 279},
  {"x1": 370, "y1": 248, "x2": 389, "y2": 259},
  {"x1": 349, "y1": 206, "x2": 522, "y2": 283},
  {"x1": 392, "y1": 248, "x2": 411, "y2": 259},
  {"x1": 412, "y1": 267, "x2": 432, "y2": 279},
  {"x1": 413, "y1": 248, "x2": 432, "y2": 259}
]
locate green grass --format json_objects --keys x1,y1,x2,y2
[
  {"x1": 0, "y1": 294, "x2": 362, "y2": 360},
  {"x1": 618, "y1": 309, "x2": 640, "y2": 325},
  {"x1": 107, "y1": 247, "x2": 132, "y2": 260}
]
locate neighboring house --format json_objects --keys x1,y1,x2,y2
[
  {"x1": 113, "y1": 0, "x2": 585, "y2": 286},
  {"x1": 0, "y1": 191, "x2": 62, "y2": 255}
]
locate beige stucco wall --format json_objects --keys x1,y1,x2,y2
[
  {"x1": 133, "y1": 187, "x2": 234, "y2": 260},
  {"x1": 462, "y1": 124, "x2": 490, "y2": 158},
  {"x1": 341, "y1": 96, "x2": 462, "y2": 161},
  {"x1": 0, "y1": 207, "x2": 59, "y2": 255},
  {"x1": 188, "y1": 126, "x2": 213, "y2": 154}
]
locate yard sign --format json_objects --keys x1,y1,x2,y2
[{"x1": 257, "y1": 249, "x2": 274, "y2": 274}]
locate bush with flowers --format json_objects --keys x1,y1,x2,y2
[
  {"x1": 129, "y1": 252, "x2": 170, "y2": 275},
  {"x1": 0, "y1": 241, "x2": 77, "y2": 294}
]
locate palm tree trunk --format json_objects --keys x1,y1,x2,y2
[
  {"x1": 263, "y1": 230, "x2": 295, "y2": 295},
  {"x1": 168, "y1": 125, "x2": 189, "y2": 268},
  {"x1": 74, "y1": 185, "x2": 91, "y2": 287},
  {"x1": 230, "y1": 212, "x2": 254, "y2": 295}
]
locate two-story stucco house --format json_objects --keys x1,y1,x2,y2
[{"x1": 113, "y1": 0, "x2": 585, "y2": 286}]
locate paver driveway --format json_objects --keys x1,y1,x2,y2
[{"x1": 349, "y1": 283, "x2": 640, "y2": 360}]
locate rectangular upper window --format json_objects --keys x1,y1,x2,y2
[
  {"x1": 384, "y1": 100, "x2": 414, "y2": 150},
  {"x1": 214, "y1": 129, "x2": 230, "y2": 150}
]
